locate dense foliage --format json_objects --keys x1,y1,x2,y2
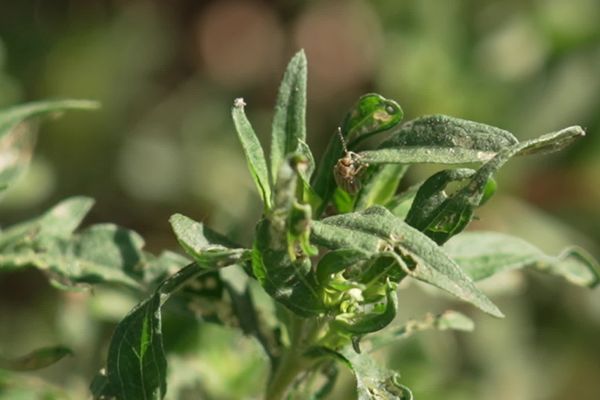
[{"x1": 0, "y1": 51, "x2": 597, "y2": 399}]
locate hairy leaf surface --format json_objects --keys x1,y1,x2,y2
[
  {"x1": 445, "y1": 231, "x2": 599, "y2": 287},
  {"x1": 232, "y1": 99, "x2": 272, "y2": 209},
  {"x1": 270, "y1": 50, "x2": 307, "y2": 183},
  {"x1": 311, "y1": 206, "x2": 503, "y2": 317}
]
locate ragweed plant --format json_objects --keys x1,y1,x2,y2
[{"x1": 0, "y1": 51, "x2": 598, "y2": 400}]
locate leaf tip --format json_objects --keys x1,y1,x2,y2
[
  {"x1": 487, "y1": 305, "x2": 505, "y2": 319},
  {"x1": 233, "y1": 97, "x2": 246, "y2": 109},
  {"x1": 169, "y1": 213, "x2": 190, "y2": 231},
  {"x1": 63, "y1": 99, "x2": 102, "y2": 110}
]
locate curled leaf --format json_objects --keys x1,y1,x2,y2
[
  {"x1": 342, "y1": 93, "x2": 404, "y2": 146},
  {"x1": 312, "y1": 206, "x2": 504, "y2": 318},
  {"x1": 445, "y1": 231, "x2": 600, "y2": 287}
]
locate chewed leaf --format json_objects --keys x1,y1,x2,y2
[
  {"x1": 403, "y1": 125, "x2": 585, "y2": 245},
  {"x1": 252, "y1": 157, "x2": 325, "y2": 317},
  {"x1": 232, "y1": 99, "x2": 272, "y2": 210},
  {"x1": 404, "y1": 168, "x2": 476, "y2": 233},
  {"x1": 0, "y1": 346, "x2": 72, "y2": 371},
  {"x1": 360, "y1": 114, "x2": 518, "y2": 164},
  {"x1": 444, "y1": 231, "x2": 600, "y2": 287},
  {"x1": 335, "y1": 346, "x2": 413, "y2": 400},
  {"x1": 270, "y1": 50, "x2": 307, "y2": 183},
  {"x1": 312, "y1": 206, "x2": 504, "y2": 318},
  {"x1": 311, "y1": 93, "x2": 403, "y2": 216},
  {"x1": 342, "y1": 93, "x2": 404, "y2": 146}
]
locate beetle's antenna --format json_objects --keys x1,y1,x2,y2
[{"x1": 337, "y1": 127, "x2": 349, "y2": 153}]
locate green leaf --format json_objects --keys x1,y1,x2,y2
[
  {"x1": 333, "y1": 281, "x2": 398, "y2": 335},
  {"x1": 516, "y1": 125, "x2": 585, "y2": 156},
  {"x1": 402, "y1": 125, "x2": 585, "y2": 245},
  {"x1": 384, "y1": 183, "x2": 421, "y2": 219},
  {"x1": 169, "y1": 213, "x2": 251, "y2": 268},
  {"x1": 0, "y1": 99, "x2": 100, "y2": 140},
  {"x1": 4, "y1": 224, "x2": 144, "y2": 289},
  {"x1": 102, "y1": 263, "x2": 212, "y2": 400},
  {"x1": 406, "y1": 168, "x2": 475, "y2": 233},
  {"x1": 342, "y1": 93, "x2": 404, "y2": 146},
  {"x1": 359, "y1": 114, "x2": 518, "y2": 164},
  {"x1": 0, "y1": 198, "x2": 145, "y2": 289},
  {"x1": 142, "y1": 250, "x2": 191, "y2": 284},
  {"x1": 311, "y1": 94, "x2": 403, "y2": 216},
  {"x1": 335, "y1": 346, "x2": 413, "y2": 400},
  {"x1": 0, "y1": 346, "x2": 72, "y2": 371},
  {"x1": 252, "y1": 157, "x2": 324, "y2": 316},
  {"x1": 232, "y1": 99, "x2": 272, "y2": 210},
  {"x1": 0, "y1": 100, "x2": 100, "y2": 192},
  {"x1": 311, "y1": 206, "x2": 504, "y2": 318},
  {"x1": 270, "y1": 50, "x2": 307, "y2": 183},
  {"x1": 73, "y1": 224, "x2": 146, "y2": 280},
  {"x1": 444, "y1": 232, "x2": 600, "y2": 287},
  {"x1": 316, "y1": 248, "x2": 370, "y2": 285},
  {"x1": 0, "y1": 196, "x2": 94, "y2": 249},
  {"x1": 354, "y1": 164, "x2": 408, "y2": 211}
]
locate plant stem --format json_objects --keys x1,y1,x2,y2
[{"x1": 265, "y1": 314, "x2": 319, "y2": 400}]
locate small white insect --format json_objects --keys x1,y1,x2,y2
[{"x1": 333, "y1": 127, "x2": 367, "y2": 195}]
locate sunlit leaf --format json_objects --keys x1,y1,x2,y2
[
  {"x1": 232, "y1": 98, "x2": 272, "y2": 210},
  {"x1": 169, "y1": 213, "x2": 251, "y2": 268},
  {"x1": 445, "y1": 232, "x2": 600, "y2": 287},
  {"x1": 403, "y1": 125, "x2": 585, "y2": 245},
  {"x1": 270, "y1": 50, "x2": 307, "y2": 183},
  {"x1": 516, "y1": 125, "x2": 585, "y2": 156},
  {"x1": 359, "y1": 114, "x2": 518, "y2": 164},
  {"x1": 311, "y1": 206, "x2": 503, "y2": 318}
]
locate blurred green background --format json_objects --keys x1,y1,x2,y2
[{"x1": 1, "y1": 0, "x2": 599, "y2": 399}]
